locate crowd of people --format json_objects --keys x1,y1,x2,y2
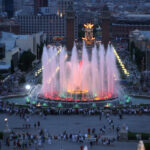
[
  {"x1": 0, "y1": 99, "x2": 149, "y2": 149},
  {"x1": 2, "y1": 113, "x2": 119, "y2": 150},
  {"x1": 0, "y1": 100, "x2": 150, "y2": 117},
  {"x1": 3, "y1": 128, "x2": 117, "y2": 150},
  {"x1": 0, "y1": 99, "x2": 137, "y2": 149}
]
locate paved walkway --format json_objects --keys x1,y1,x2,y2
[{"x1": 0, "y1": 113, "x2": 149, "y2": 150}]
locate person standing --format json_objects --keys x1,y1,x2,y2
[
  {"x1": 0, "y1": 140, "x2": 1, "y2": 150},
  {"x1": 80, "y1": 145, "x2": 83, "y2": 150},
  {"x1": 99, "y1": 111, "x2": 102, "y2": 120},
  {"x1": 34, "y1": 123, "x2": 37, "y2": 129},
  {"x1": 37, "y1": 121, "x2": 40, "y2": 128},
  {"x1": 88, "y1": 128, "x2": 91, "y2": 135}
]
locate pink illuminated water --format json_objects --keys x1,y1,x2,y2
[{"x1": 41, "y1": 43, "x2": 119, "y2": 101}]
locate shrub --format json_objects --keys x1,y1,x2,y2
[
  {"x1": 128, "y1": 131, "x2": 150, "y2": 140},
  {"x1": 144, "y1": 143, "x2": 150, "y2": 150},
  {"x1": 128, "y1": 131, "x2": 137, "y2": 140},
  {"x1": 141, "y1": 133, "x2": 149, "y2": 140},
  {"x1": 0, "y1": 132, "x2": 3, "y2": 139},
  {"x1": 18, "y1": 50, "x2": 36, "y2": 71}
]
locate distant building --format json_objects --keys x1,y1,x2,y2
[
  {"x1": 3, "y1": 0, "x2": 14, "y2": 18},
  {"x1": 34, "y1": 0, "x2": 48, "y2": 15},
  {"x1": 39, "y1": 6, "x2": 57, "y2": 15},
  {"x1": 112, "y1": 14, "x2": 150, "y2": 41},
  {"x1": 16, "y1": 14, "x2": 78, "y2": 47},
  {"x1": 0, "y1": 19, "x2": 20, "y2": 35},
  {"x1": 16, "y1": 32, "x2": 46, "y2": 56},
  {"x1": 57, "y1": 0, "x2": 73, "y2": 15},
  {"x1": 20, "y1": 0, "x2": 34, "y2": 16},
  {"x1": 14, "y1": 0, "x2": 24, "y2": 11},
  {"x1": 0, "y1": 0, "x2": 2, "y2": 13},
  {"x1": 0, "y1": 32, "x2": 46, "y2": 71}
]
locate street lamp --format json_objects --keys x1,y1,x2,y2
[
  {"x1": 4, "y1": 118, "x2": 11, "y2": 141},
  {"x1": 4, "y1": 118, "x2": 11, "y2": 131},
  {"x1": 146, "y1": 45, "x2": 150, "y2": 81},
  {"x1": 4, "y1": 118, "x2": 8, "y2": 126},
  {"x1": 25, "y1": 84, "x2": 31, "y2": 90}
]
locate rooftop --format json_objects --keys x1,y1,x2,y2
[
  {"x1": 0, "y1": 32, "x2": 28, "y2": 51},
  {"x1": 0, "y1": 63, "x2": 10, "y2": 70},
  {"x1": 125, "y1": 14, "x2": 150, "y2": 19},
  {"x1": 140, "y1": 31, "x2": 150, "y2": 41}
]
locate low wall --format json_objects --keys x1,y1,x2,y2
[
  {"x1": 0, "y1": 94, "x2": 27, "y2": 100},
  {"x1": 129, "y1": 94, "x2": 150, "y2": 99}
]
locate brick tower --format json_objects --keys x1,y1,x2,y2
[
  {"x1": 66, "y1": 4, "x2": 75, "y2": 51},
  {"x1": 101, "y1": 5, "x2": 111, "y2": 48}
]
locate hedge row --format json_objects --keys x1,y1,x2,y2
[{"x1": 128, "y1": 131, "x2": 150, "y2": 140}]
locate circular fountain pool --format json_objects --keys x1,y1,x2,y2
[{"x1": 2, "y1": 96, "x2": 150, "y2": 107}]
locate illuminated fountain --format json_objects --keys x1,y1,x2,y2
[{"x1": 39, "y1": 42, "x2": 119, "y2": 102}]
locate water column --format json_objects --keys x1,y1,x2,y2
[
  {"x1": 91, "y1": 44, "x2": 99, "y2": 97},
  {"x1": 47, "y1": 46, "x2": 52, "y2": 95},
  {"x1": 81, "y1": 42, "x2": 90, "y2": 95},
  {"x1": 59, "y1": 47, "x2": 66, "y2": 98},
  {"x1": 52, "y1": 47, "x2": 57, "y2": 93},
  {"x1": 99, "y1": 44, "x2": 105, "y2": 97},
  {"x1": 41, "y1": 46, "x2": 50, "y2": 96},
  {"x1": 109, "y1": 45, "x2": 115, "y2": 95},
  {"x1": 70, "y1": 43, "x2": 79, "y2": 98},
  {"x1": 111, "y1": 46, "x2": 120, "y2": 95},
  {"x1": 105, "y1": 44, "x2": 117, "y2": 97},
  {"x1": 106, "y1": 46, "x2": 111, "y2": 96}
]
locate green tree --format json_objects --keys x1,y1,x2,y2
[
  {"x1": 130, "y1": 41, "x2": 135, "y2": 59},
  {"x1": 11, "y1": 59, "x2": 14, "y2": 73},
  {"x1": 18, "y1": 50, "x2": 36, "y2": 71},
  {"x1": 19, "y1": 74, "x2": 26, "y2": 84},
  {"x1": 78, "y1": 24, "x2": 84, "y2": 41},
  {"x1": 38, "y1": 42, "x2": 44, "y2": 60},
  {"x1": 93, "y1": 24, "x2": 99, "y2": 37},
  {"x1": 135, "y1": 47, "x2": 145, "y2": 71}
]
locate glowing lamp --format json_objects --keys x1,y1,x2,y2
[
  {"x1": 43, "y1": 103, "x2": 48, "y2": 107},
  {"x1": 57, "y1": 103, "x2": 63, "y2": 108},
  {"x1": 4, "y1": 118, "x2": 8, "y2": 122},
  {"x1": 94, "y1": 97, "x2": 100, "y2": 100},
  {"x1": 36, "y1": 103, "x2": 41, "y2": 107},
  {"x1": 26, "y1": 97, "x2": 30, "y2": 104},
  {"x1": 119, "y1": 101, "x2": 123, "y2": 104},
  {"x1": 92, "y1": 103, "x2": 96, "y2": 108},
  {"x1": 73, "y1": 104, "x2": 80, "y2": 108},
  {"x1": 25, "y1": 84, "x2": 31, "y2": 90},
  {"x1": 32, "y1": 101, "x2": 36, "y2": 105}
]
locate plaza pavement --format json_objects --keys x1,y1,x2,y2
[{"x1": 0, "y1": 113, "x2": 150, "y2": 150}]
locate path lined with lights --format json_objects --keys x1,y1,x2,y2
[
  {"x1": 113, "y1": 47, "x2": 130, "y2": 77},
  {"x1": 35, "y1": 48, "x2": 61, "y2": 77}
]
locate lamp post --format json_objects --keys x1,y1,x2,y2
[
  {"x1": 25, "y1": 84, "x2": 31, "y2": 90},
  {"x1": 4, "y1": 118, "x2": 8, "y2": 130},
  {"x1": 146, "y1": 45, "x2": 150, "y2": 82},
  {"x1": 3, "y1": 118, "x2": 11, "y2": 141},
  {"x1": 25, "y1": 84, "x2": 32, "y2": 95}
]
